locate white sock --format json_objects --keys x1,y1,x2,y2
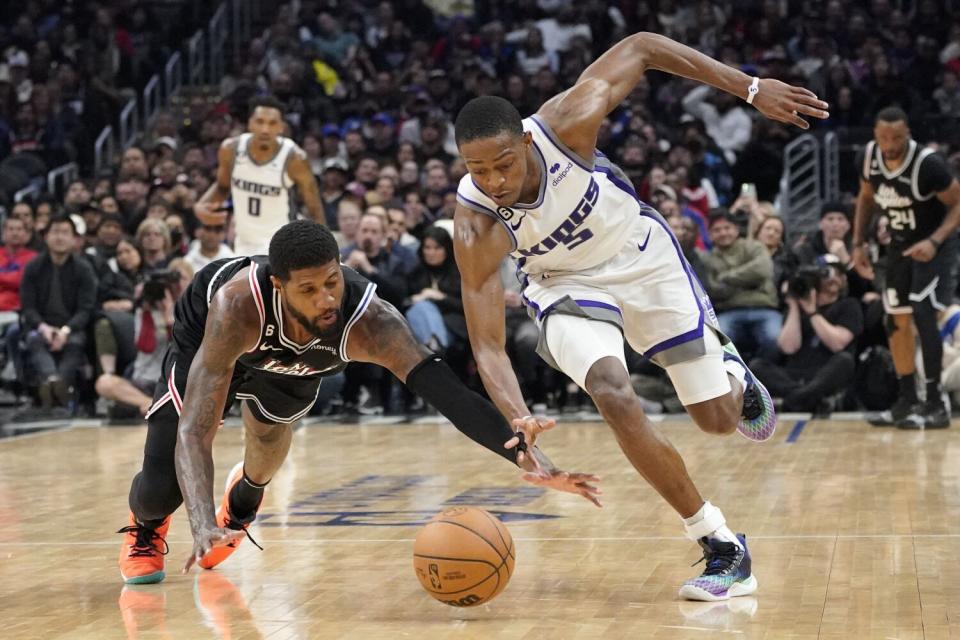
[
  {"x1": 682, "y1": 501, "x2": 744, "y2": 549},
  {"x1": 723, "y1": 358, "x2": 748, "y2": 390}
]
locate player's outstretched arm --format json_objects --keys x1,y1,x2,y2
[
  {"x1": 452, "y1": 205, "x2": 530, "y2": 422},
  {"x1": 538, "y1": 32, "x2": 829, "y2": 158},
  {"x1": 194, "y1": 138, "x2": 238, "y2": 227},
  {"x1": 176, "y1": 278, "x2": 261, "y2": 572},
  {"x1": 287, "y1": 149, "x2": 326, "y2": 226},
  {"x1": 347, "y1": 296, "x2": 602, "y2": 507}
]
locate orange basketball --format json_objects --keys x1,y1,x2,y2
[{"x1": 413, "y1": 506, "x2": 515, "y2": 607}]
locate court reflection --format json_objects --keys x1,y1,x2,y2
[
  {"x1": 118, "y1": 573, "x2": 265, "y2": 640},
  {"x1": 193, "y1": 572, "x2": 264, "y2": 639},
  {"x1": 676, "y1": 596, "x2": 758, "y2": 631}
]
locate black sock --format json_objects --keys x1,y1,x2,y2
[
  {"x1": 228, "y1": 471, "x2": 266, "y2": 522},
  {"x1": 898, "y1": 375, "x2": 918, "y2": 403},
  {"x1": 926, "y1": 379, "x2": 942, "y2": 404}
]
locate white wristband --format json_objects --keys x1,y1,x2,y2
[{"x1": 745, "y1": 77, "x2": 760, "y2": 105}]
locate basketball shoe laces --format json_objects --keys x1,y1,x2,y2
[
  {"x1": 118, "y1": 523, "x2": 170, "y2": 558},
  {"x1": 691, "y1": 538, "x2": 742, "y2": 576},
  {"x1": 224, "y1": 514, "x2": 264, "y2": 552},
  {"x1": 741, "y1": 386, "x2": 763, "y2": 421}
]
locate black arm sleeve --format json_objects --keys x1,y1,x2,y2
[
  {"x1": 917, "y1": 152, "x2": 953, "y2": 197},
  {"x1": 405, "y1": 354, "x2": 519, "y2": 465}
]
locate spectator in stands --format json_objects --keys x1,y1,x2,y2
[
  {"x1": 795, "y1": 202, "x2": 853, "y2": 266},
  {"x1": 342, "y1": 212, "x2": 407, "y2": 308},
  {"x1": 19, "y1": 214, "x2": 96, "y2": 410},
  {"x1": 335, "y1": 196, "x2": 362, "y2": 248},
  {"x1": 0, "y1": 215, "x2": 37, "y2": 322},
  {"x1": 95, "y1": 258, "x2": 193, "y2": 417},
  {"x1": 321, "y1": 158, "x2": 348, "y2": 228},
  {"x1": 669, "y1": 213, "x2": 709, "y2": 286},
  {"x1": 119, "y1": 146, "x2": 150, "y2": 181},
  {"x1": 404, "y1": 226, "x2": 464, "y2": 353},
  {"x1": 753, "y1": 215, "x2": 797, "y2": 298},
  {"x1": 184, "y1": 222, "x2": 234, "y2": 272},
  {"x1": 703, "y1": 209, "x2": 780, "y2": 360},
  {"x1": 750, "y1": 259, "x2": 863, "y2": 412},
  {"x1": 682, "y1": 86, "x2": 752, "y2": 165},
  {"x1": 135, "y1": 218, "x2": 171, "y2": 272},
  {"x1": 10, "y1": 201, "x2": 42, "y2": 251}
]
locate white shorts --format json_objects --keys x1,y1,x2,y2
[
  {"x1": 522, "y1": 212, "x2": 720, "y2": 369},
  {"x1": 543, "y1": 312, "x2": 730, "y2": 406}
]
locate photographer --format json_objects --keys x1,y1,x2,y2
[
  {"x1": 94, "y1": 260, "x2": 193, "y2": 417},
  {"x1": 750, "y1": 258, "x2": 863, "y2": 413}
]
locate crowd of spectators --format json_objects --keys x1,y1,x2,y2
[{"x1": 0, "y1": 0, "x2": 959, "y2": 419}]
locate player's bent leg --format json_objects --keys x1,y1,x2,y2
[
  {"x1": 545, "y1": 313, "x2": 703, "y2": 516},
  {"x1": 119, "y1": 400, "x2": 181, "y2": 584},
  {"x1": 199, "y1": 403, "x2": 291, "y2": 570}
]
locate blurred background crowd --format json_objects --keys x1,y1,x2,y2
[{"x1": 0, "y1": 0, "x2": 958, "y2": 422}]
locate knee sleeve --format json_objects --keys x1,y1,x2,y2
[
  {"x1": 664, "y1": 328, "x2": 731, "y2": 405},
  {"x1": 543, "y1": 314, "x2": 626, "y2": 390}
]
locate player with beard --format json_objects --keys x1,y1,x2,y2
[{"x1": 117, "y1": 220, "x2": 600, "y2": 585}]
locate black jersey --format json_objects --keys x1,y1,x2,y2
[
  {"x1": 859, "y1": 139, "x2": 953, "y2": 246},
  {"x1": 172, "y1": 256, "x2": 377, "y2": 380}
]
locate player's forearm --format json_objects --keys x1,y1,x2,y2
[
  {"x1": 852, "y1": 190, "x2": 875, "y2": 245},
  {"x1": 634, "y1": 32, "x2": 752, "y2": 101},
  {"x1": 199, "y1": 181, "x2": 230, "y2": 206},
  {"x1": 175, "y1": 430, "x2": 218, "y2": 535},
  {"x1": 475, "y1": 348, "x2": 530, "y2": 421},
  {"x1": 175, "y1": 380, "x2": 229, "y2": 534},
  {"x1": 930, "y1": 202, "x2": 960, "y2": 245}
]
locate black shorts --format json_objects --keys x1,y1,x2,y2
[
  {"x1": 883, "y1": 236, "x2": 958, "y2": 314},
  {"x1": 144, "y1": 346, "x2": 323, "y2": 426}
]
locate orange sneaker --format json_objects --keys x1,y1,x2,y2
[
  {"x1": 118, "y1": 513, "x2": 171, "y2": 584},
  {"x1": 198, "y1": 462, "x2": 263, "y2": 570}
]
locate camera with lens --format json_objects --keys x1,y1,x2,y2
[
  {"x1": 141, "y1": 269, "x2": 180, "y2": 304},
  {"x1": 787, "y1": 265, "x2": 828, "y2": 299}
]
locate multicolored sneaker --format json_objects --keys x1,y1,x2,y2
[
  {"x1": 679, "y1": 533, "x2": 758, "y2": 601},
  {"x1": 118, "y1": 513, "x2": 170, "y2": 584},
  {"x1": 198, "y1": 462, "x2": 263, "y2": 570},
  {"x1": 723, "y1": 343, "x2": 777, "y2": 442}
]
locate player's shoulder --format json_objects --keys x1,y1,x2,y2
[{"x1": 220, "y1": 135, "x2": 243, "y2": 152}]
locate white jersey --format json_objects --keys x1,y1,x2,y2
[
  {"x1": 456, "y1": 114, "x2": 644, "y2": 277},
  {"x1": 457, "y1": 115, "x2": 719, "y2": 369},
  {"x1": 230, "y1": 133, "x2": 297, "y2": 255}
]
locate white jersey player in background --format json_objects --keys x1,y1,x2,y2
[
  {"x1": 452, "y1": 32, "x2": 829, "y2": 601},
  {"x1": 194, "y1": 96, "x2": 325, "y2": 255}
]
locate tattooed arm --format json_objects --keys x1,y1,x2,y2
[{"x1": 175, "y1": 273, "x2": 261, "y2": 572}]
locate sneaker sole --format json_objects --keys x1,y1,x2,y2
[
  {"x1": 678, "y1": 574, "x2": 758, "y2": 601},
  {"x1": 198, "y1": 461, "x2": 247, "y2": 571},
  {"x1": 122, "y1": 570, "x2": 165, "y2": 585}
]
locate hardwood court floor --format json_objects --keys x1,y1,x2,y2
[{"x1": 0, "y1": 415, "x2": 958, "y2": 639}]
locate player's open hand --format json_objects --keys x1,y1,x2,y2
[
  {"x1": 752, "y1": 79, "x2": 829, "y2": 130},
  {"x1": 902, "y1": 238, "x2": 937, "y2": 263},
  {"x1": 183, "y1": 527, "x2": 245, "y2": 574},
  {"x1": 521, "y1": 468, "x2": 603, "y2": 508},
  {"x1": 506, "y1": 415, "x2": 556, "y2": 467}
]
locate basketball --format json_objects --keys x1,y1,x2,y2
[{"x1": 413, "y1": 506, "x2": 515, "y2": 607}]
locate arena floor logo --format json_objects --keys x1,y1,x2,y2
[{"x1": 257, "y1": 475, "x2": 560, "y2": 527}]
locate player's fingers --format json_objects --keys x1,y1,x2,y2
[
  {"x1": 794, "y1": 101, "x2": 829, "y2": 120},
  {"x1": 789, "y1": 85, "x2": 820, "y2": 100},
  {"x1": 792, "y1": 91, "x2": 830, "y2": 110},
  {"x1": 537, "y1": 418, "x2": 557, "y2": 430},
  {"x1": 504, "y1": 435, "x2": 520, "y2": 449},
  {"x1": 786, "y1": 110, "x2": 810, "y2": 129},
  {"x1": 183, "y1": 552, "x2": 198, "y2": 574},
  {"x1": 580, "y1": 490, "x2": 602, "y2": 508}
]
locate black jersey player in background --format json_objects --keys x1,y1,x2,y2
[
  {"x1": 118, "y1": 220, "x2": 600, "y2": 585},
  {"x1": 852, "y1": 107, "x2": 960, "y2": 428}
]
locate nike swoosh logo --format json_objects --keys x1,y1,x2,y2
[
  {"x1": 637, "y1": 228, "x2": 652, "y2": 252},
  {"x1": 259, "y1": 343, "x2": 283, "y2": 351}
]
